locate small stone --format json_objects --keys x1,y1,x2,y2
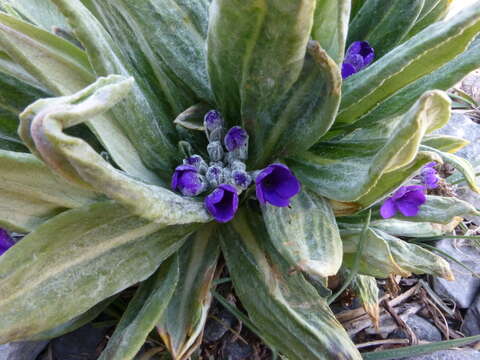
[
  {"x1": 204, "y1": 310, "x2": 237, "y2": 343},
  {"x1": 462, "y1": 293, "x2": 480, "y2": 336},
  {"x1": 403, "y1": 349, "x2": 480, "y2": 360},
  {"x1": 221, "y1": 339, "x2": 253, "y2": 360},
  {"x1": 390, "y1": 315, "x2": 442, "y2": 342},
  {"x1": 0, "y1": 341, "x2": 48, "y2": 360},
  {"x1": 433, "y1": 239, "x2": 480, "y2": 309}
]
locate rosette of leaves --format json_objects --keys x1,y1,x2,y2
[{"x1": 0, "y1": 0, "x2": 480, "y2": 359}]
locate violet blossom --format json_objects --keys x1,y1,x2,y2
[
  {"x1": 171, "y1": 164, "x2": 206, "y2": 196},
  {"x1": 342, "y1": 41, "x2": 374, "y2": 79},
  {"x1": 205, "y1": 184, "x2": 239, "y2": 223},
  {"x1": 255, "y1": 163, "x2": 301, "y2": 207},
  {"x1": 0, "y1": 229, "x2": 14, "y2": 256},
  {"x1": 380, "y1": 185, "x2": 426, "y2": 219},
  {"x1": 421, "y1": 162, "x2": 439, "y2": 189}
]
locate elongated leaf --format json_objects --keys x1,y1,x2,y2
[
  {"x1": 422, "y1": 135, "x2": 469, "y2": 153},
  {"x1": 347, "y1": 0, "x2": 424, "y2": 58},
  {"x1": 342, "y1": 227, "x2": 453, "y2": 279},
  {"x1": 0, "y1": 201, "x2": 196, "y2": 343},
  {"x1": 0, "y1": 12, "x2": 160, "y2": 183},
  {"x1": 221, "y1": 209, "x2": 362, "y2": 360},
  {"x1": 406, "y1": 0, "x2": 451, "y2": 39},
  {"x1": 370, "y1": 218, "x2": 460, "y2": 238},
  {"x1": 0, "y1": 149, "x2": 97, "y2": 232},
  {"x1": 422, "y1": 144, "x2": 480, "y2": 193},
  {"x1": 289, "y1": 91, "x2": 449, "y2": 203},
  {"x1": 19, "y1": 75, "x2": 211, "y2": 225},
  {"x1": 53, "y1": 0, "x2": 184, "y2": 175},
  {"x1": 354, "y1": 274, "x2": 379, "y2": 327},
  {"x1": 158, "y1": 225, "x2": 219, "y2": 360},
  {"x1": 262, "y1": 189, "x2": 342, "y2": 279},
  {"x1": 98, "y1": 256, "x2": 180, "y2": 360},
  {"x1": 391, "y1": 195, "x2": 480, "y2": 224},
  {"x1": 337, "y1": 4, "x2": 480, "y2": 125},
  {"x1": 312, "y1": 0, "x2": 350, "y2": 63}
]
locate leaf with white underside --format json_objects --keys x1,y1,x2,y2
[
  {"x1": 288, "y1": 91, "x2": 450, "y2": 203},
  {"x1": 354, "y1": 274, "x2": 380, "y2": 327},
  {"x1": 337, "y1": 3, "x2": 480, "y2": 125},
  {"x1": 342, "y1": 227, "x2": 453, "y2": 279},
  {"x1": 98, "y1": 256, "x2": 179, "y2": 360},
  {"x1": 19, "y1": 75, "x2": 211, "y2": 225},
  {"x1": 221, "y1": 209, "x2": 362, "y2": 360},
  {"x1": 0, "y1": 149, "x2": 97, "y2": 232},
  {"x1": 158, "y1": 225, "x2": 219, "y2": 360},
  {"x1": 0, "y1": 12, "x2": 160, "y2": 183},
  {"x1": 0, "y1": 201, "x2": 197, "y2": 343},
  {"x1": 262, "y1": 189, "x2": 342, "y2": 279}
]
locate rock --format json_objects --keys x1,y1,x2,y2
[
  {"x1": 403, "y1": 349, "x2": 480, "y2": 360},
  {"x1": 462, "y1": 293, "x2": 480, "y2": 336},
  {"x1": 0, "y1": 341, "x2": 48, "y2": 360},
  {"x1": 41, "y1": 323, "x2": 110, "y2": 360},
  {"x1": 204, "y1": 309, "x2": 237, "y2": 343},
  {"x1": 433, "y1": 239, "x2": 480, "y2": 309},
  {"x1": 221, "y1": 339, "x2": 253, "y2": 360},
  {"x1": 390, "y1": 315, "x2": 442, "y2": 342}
]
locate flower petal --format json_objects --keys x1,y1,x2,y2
[{"x1": 380, "y1": 198, "x2": 397, "y2": 219}]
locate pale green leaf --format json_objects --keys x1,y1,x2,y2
[
  {"x1": 406, "y1": 0, "x2": 451, "y2": 39},
  {"x1": 422, "y1": 135, "x2": 469, "y2": 153},
  {"x1": 370, "y1": 218, "x2": 458, "y2": 238},
  {"x1": 221, "y1": 209, "x2": 362, "y2": 360},
  {"x1": 289, "y1": 91, "x2": 450, "y2": 203},
  {"x1": 0, "y1": 201, "x2": 197, "y2": 343},
  {"x1": 312, "y1": 0, "x2": 350, "y2": 63},
  {"x1": 98, "y1": 256, "x2": 180, "y2": 360},
  {"x1": 158, "y1": 225, "x2": 219, "y2": 360},
  {"x1": 354, "y1": 274, "x2": 380, "y2": 327},
  {"x1": 262, "y1": 189, "x2": 342, "y2": 279},
  {"x1": 0, "y1": 11, "x2": 160, "y2": 183},
  {"x1": 19, "y1": 75, "x2": 211, "y2": 225},
  {"x1": 337, "y1": 4, "x2": 480, "y2": 125},
  {"x1": 0, "y1": 149, "x2": 97, "y2": 232}
]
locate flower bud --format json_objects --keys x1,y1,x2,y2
[
  {"x1": 224, "y1": 126, "x2": 248, "y2": 160},
  {"x1": 206, "y1": 165, "x2": 224, "y2": 188},
  {"x1": 232, "y1": 170, "x2": 252, "y2": 190},
  {"x1": 171, "y1": 165, "x2": 207, "y2": 197},
  {"x1": 207, "y1": 141, "x2": 224, "y2": 162},
  {"x1": 183, "y1": 154, "x2": 208, "y2": 174},
  {"x1": 204, "y1": 110, "x2": 224, "y2": 142}
]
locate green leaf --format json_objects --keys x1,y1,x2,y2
[
  {"x1": 53, "y1": 0, "x2": 201, "y2": 176},
  {"x1": 406, "y1": 0, "x2": 451, "y2": 39},
  {"x1": 342, "y1": 227, "x2": 454, "y2": 279},
  {"x1": 311, "y1": 0, "x2": 350, "y2": 63},
  {"x1": 337, "y1": 4, "x2": 480, "y2": 125},
  {"x1": 391, "y1": 195, "x2": 480, "y2": 224},
  {"x1": 221, "y1": 209, "x2": 362, "y2": 360},
  {"x1": 422, "y1": 134, "x2": 469, "y2": 153},
  {"x1": 363, "y1": 335, "x2": 480, "y2": 360},
  {"x1": 158, "y1": 225, "x2": 219, "y2": 360},
  {"x1": 370, "y1": 218, "x2": 458, "y2": 238},
  {"x1": 422, "y1": 144, "x2": 480, "y2": 193},
  {"x1": 208, "y1": 0, "x2": 322, "y2": 164},
  {"x1": 262, "y1": 189, "x2": 342, "y2": 279},
  {"x1": 354, "y1": 274, "x2": 379, "y2": 327},
  {"x1": 98, "y1": 256, "x2": 180, "y2": 360},
  {"x1": 347, "y1": 0, "x2": 425, "y2": 58},
  {"x1": 0, "y1": 201, "x2": 196, "y2": 343},
  {"x1": 19, "y1": 75, "x2": 211, "y2": 225},
  {"x1": 288, "y1": 91, "x2": 449, "y2": 203},
  {"x1": 0, "y1": 149, "x2": 97, "y2": 232},
  {"x1": 0, "y1": 12, "x2": 160, "y2": 183}
]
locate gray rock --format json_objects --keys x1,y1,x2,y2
[
  {"x1": 462, "y1": 293, "x2": 480, "y2": 336},
  {"x1": 390, "y1": 315, "x2": 442, "y2": 342},
  {"x1": 403, "y1": 349, "x2": 480, "y2": 360},
  {"x1": 0, "y1": 341, "x2": 48, "y2": 360},
  {"x1": 433, "y1": 239, "x2": 480, "y2": 308}
]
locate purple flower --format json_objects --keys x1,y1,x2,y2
[
  {"x1": 224, "y1": 126, "x2": 248, "y2": 152},
  {"x1": 205, "y1": 184, "x2": 239, "y2": 223},
  {"x1": 0, "y1": 229, "x2": 14, "y2": 256},
  {"x1": 171, "y1": 165, "x2": 206, "y2": 196},
  {"x1": 255, "y1": 163, "x2": 301, "y2": 207},
  {"x1": 421, "y1": 162, "x2": 439, "y2": 189},
  {"x1": 380, "y1": 185, "x2": 426, "y2": 219},
  {"x1": 342, "y1": 41, "x2": 375, "y2": 79}
]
